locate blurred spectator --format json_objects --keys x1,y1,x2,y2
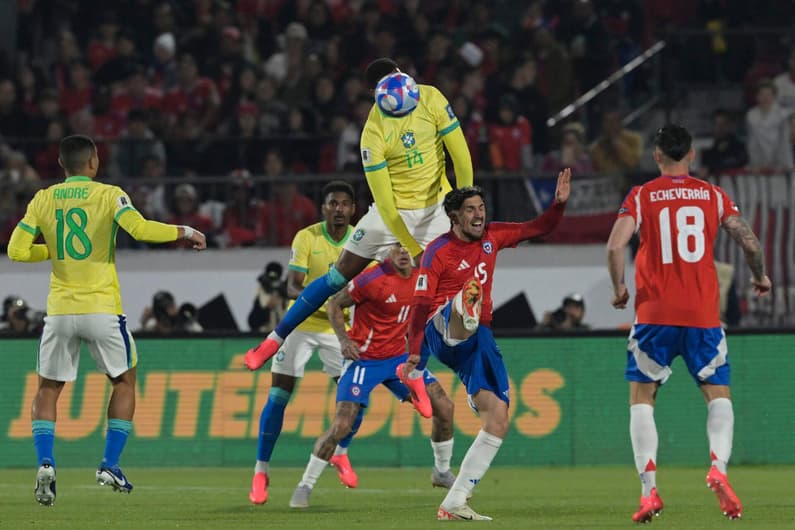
[
  {"x1": 110, "y1": 67, "x2": 165, "y2": 118},
  {"x1": 113, "y1": 109, "x2": 166, "y2": 178},
  {"x1": 59, "y1": 60, "x2": 93, "y2": 117},
  {"x1": 163, "y1": 53, "x2": 220, "y2": 134},
  {"x1": 590, "y1": 110, "x2": 643, "y2": 175},
  {"x1": 502, "y1": 57, "x2": 550, "y2": 155},
  {"x1": 541, "y1": 122, "x2": 594, "y2": 174},
  {"x1": 248, "y1": 261, "x2": 288, "y2": 333},
  {"x1": 533, "y1": 27, "x2": 575, "y2": 114},
  {"x1": 0, "y1": 296, "x2": 45, "y2": 334},
  {"x1": 150, "y1": 32, "x2": 178, "y2": 91},
  {"x1": 699, "y1": 110, "x2": 748, "y2": 175},
  {"x1": 88, "y1": 12, "x2": 120, "y2": 71},
  {"x1": 255, "y1": 77, "x2": 287, "y2": 134},
  {"x1": 95, "y1": 29, "x2": 141, "y2": 86},
  {"x1": 1, "y1": 149, "x2": 40, "y2": 183},
  {"x1": 261, "y1": 150, "x2": 318, "y2": 246},
  {"x1": 746, "y1": 79, "x2": 793, "y2": 172},
  {"x1": 219, "y1": 170, "x2": 266, "y2": 247},
  {"x1": 488, "y1": 94, "x2": 533, "y2": 172},
  {"x1": 774, "y1": 48, "x2": 795, "y2": 109},
  {"x1": 139, "y1": 290, "x2": 203, "y2": 333},
  {"x1": 453, "y1": 94, "x2": 488, "y2": 170},
  {"x1": 167, "y1": 184, "x2": 215, "y2": 248},
  {"x1": 265, "y1": 22, "x2": 309, "y2": 84},
  {"x1": 337, "y1": 95, "x2": 371, "y2": 171},
  {"x1": 0, "y1": 79, "x2": 27, "y2": 140},
  {"x1": 560, "y1": 0, "x2": 613, "y2": 93},
  {"x1": 537, "y1": 293, "x2": 590, "y2": 331},
  {"x1": 34, "y1": 120, "x2": 66, "y2": 179}
]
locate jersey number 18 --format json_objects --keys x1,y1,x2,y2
[
  {"x1": 658, "y1": 206, "x2": 704, "y2": 264},
  {"x1": 55, "y1": 207, "x2": 93, "y2": 260}
]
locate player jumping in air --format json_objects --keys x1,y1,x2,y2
[
  {"x1": 244, "y1": 58, "x2": 474, "y2": 381},
  {"x1": 249, "y1": 181, "x2": 362, "y2": 505},
  {"x1": 606, "y1": 125, "x2": 771, "y2": 523},
  {"x1": 7, "y1": 134, "x2": 206, "y2": 506},
  {"x1": 289, "y1": 244, "x2": 456, "y2": 508},
  {"x1": 400, "y1": 171, "x2": 571, "y2": 520}
]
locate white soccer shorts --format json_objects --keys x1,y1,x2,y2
[
  {"x1": 271, "y1": 330, "x2": 344, "y2": 378},
  {"x1": 38, "y1": 314, "x2": 137, "y2": 381},
  {"x1": 344, "y1": 201, "x2": 450, "y2": 261}
]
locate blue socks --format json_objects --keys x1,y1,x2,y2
[
  {"x1": 338, "y1": 407, "x2": 364, "y2": 449},
  {"x1": 257, "y1": 387, "x2": 291, "y2": 462},
  {"x1": 32, "y1": 420, "x2": 55, "y2": 467},
  {"x1": 102, "y1": 419, "x2": 132, "y2": 468},
  {"x1": 274, "y1": 267, "x2": 348, "y2": 338}
]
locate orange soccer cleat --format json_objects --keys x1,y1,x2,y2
[
  {"x1": 706, "y1": 466, "x2": 743, "y2": 520},
  {"x1": 329, "y1": 454, "x2": 358, "y2": 488},
  {"x1": 631, "y1": 487, "x2": 663, "y2": 523},
  {"x1": 244, "y1": 339, "x2": 280, "y2": 371},
  {"x1": 396, "y1": 363, "x2": 432, "y2": 418},
  {"x1": 249, "y1": 471, "x2": 269, "y2": 505}
]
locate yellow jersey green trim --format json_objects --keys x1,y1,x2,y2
[
  {"x1": 114, "y1": 206, "x2": 135, "y2": 223},
  {"x1": 64, "y1": 175, "x2": 92, "y2": 183},
  {"x1": 288, "y1": 264, "x2": 309, "y2": 273},
  {"x1": 439, "y1": 120, "x2": 461, "y2": 137},
  {"x1": 18, "y1": 221, "x2": 39, "y2": 236},
  {"x1": 363, "y1": 160, "x2": 388, "y2": 172},
  {"x1": 321, "y1": 223, "x2": 352, "y2": 247}
]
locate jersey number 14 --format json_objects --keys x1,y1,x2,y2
[{"x1": 658, "y1": 206, "x2": 704, "y2": 264}]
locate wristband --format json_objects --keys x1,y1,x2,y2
[{"x1": 182, "y1": 225, "x2": 195, "y2": 239}]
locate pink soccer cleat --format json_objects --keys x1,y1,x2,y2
[
  {"x1": 706, "y1": 466, "x2": 743, "y2": 520},
  {"x1": 249, "y1": 472, "x2": 268, "y2": 505},
  {"x1": 329, "y1": 454, "x2": 358, "y2": 488},
  {"x1": 244, "y1": 339, "x2": 280, "y2": 371},
  {"x1": 396, "y1": 363, "x2": 432, "y2": 418},
  {"x1": 631, "y1": 487, "x2": 663, "y2": 523}
]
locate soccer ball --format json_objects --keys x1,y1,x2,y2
[{"x1": 375, "y1": 72, "x2": 420, "y2": 117}]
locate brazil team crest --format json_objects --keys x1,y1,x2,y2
[
  {"x1": 352, "y1": 228, "x2": 365, "y2": 242},
  {"x1": 400, "y1": 131, "x2": 416, "y2": 149}
]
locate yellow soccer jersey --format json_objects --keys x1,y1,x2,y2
[
  {"x1": 10, "y1": 176, "x2": 178, "y2": 315},
  {"x1": 288, "y1": 222, "x2": 353, "y2": 334},
  {"x1": 360, "y1": 84, "x2": 460, "y2": 210}
]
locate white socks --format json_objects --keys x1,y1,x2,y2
[
  {"x1": 707, "y1": 397, "x2": 734, "y2": 474},
  {"x1": 441, "y1": 430, "x2": 502, "y2": 509},
  {"x1": 298, "y1": 454, "x2": 328, "y2": 489},
  {"x1": 254, "y1": 460, "x2": 269, "y2": 474},
  {"x1": 267, "y1": 330, "x2": 284, "y2": 345},
  {"x1": 333, "y1": 445, "x2": 347, "y2": 456},
  {"x1": 431, "y1": 438, "x2": 454, "y2": 473},
  {"x1": 630, "y1": 404, "x2": 658, "y2": 497}
]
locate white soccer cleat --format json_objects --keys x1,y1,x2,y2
[
  {"x1": 431, "y1": 468, "x2": 456, "y2": 489},
  {"x1": 34, "y1": 464, "x2": 56, "y2": 506},
  {"x1": 289, "y1": 484, "x2": 312, "y2": 508},
  {"x1": 437, "y1": 504, "x2": 492, "y2": 521}
]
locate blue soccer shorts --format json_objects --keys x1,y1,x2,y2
[
  {"x1": 422, "y1": 301, "x2": 510, "y2": 406},
  {"x1": 625, "y1": 324, "x2": 730, "y2": 386},
  {"x1": 336, "y1": 353, "x2": 437, "y2": 407}
]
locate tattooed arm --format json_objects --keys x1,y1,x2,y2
[{"x1": 722, "y1": 215, "x2": 772, "y2": 295}]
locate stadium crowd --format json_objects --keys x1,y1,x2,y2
[{"x1": 1, "y1": 0, "x2": 795, "y2": 250}]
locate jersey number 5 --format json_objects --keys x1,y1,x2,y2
[
  {"x1": 55, "y1": 207, "x2": 92, "y2": 260},
  {"x1": 659, "y1": 206, "x2": 704, "y2": 264}
]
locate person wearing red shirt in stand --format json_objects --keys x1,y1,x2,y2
[
  {"x1": 167, "y1": 184, "x2": 214, "y2": 249},
  {"x1": 487, "y1": 94, "x2": 533, "y2": 172},
  {"x1": 219, "y1": 171, "x2": 265, "y2": 247},
  {"x1": 287, "y1": 244, "x2": 457, "y2": 509},
  {"x1": 261, "y1": 150, "x2": 317, "y2": 246},
  {"x1": 59, "y1": 60, "x2": 93, "y2": 117},
  {"x1": 606, "y1": 125, "x2": 771, "y2": 523},
  {"x1": 111, "y1": 67, "x2": 164, "y2": 116},
  {"x1": 399, "y1": 171, "x2": 570, "y2": 521},
  {"x1": 162, "y1": 53, "x2": 220, "y2": 133}
]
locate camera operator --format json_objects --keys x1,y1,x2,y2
[
  {"x1": 538, "y1": 293, "x2": 590, "y2": 332},
  {"x1": 0, "y1": 295, "x2": 46, "y2": 334},
  {"x1": 248, "y1": 261, "x2": 288, "y2": 333},
  {"x1": 140, "y1": 290, "x2": 203, "y2": 333}
]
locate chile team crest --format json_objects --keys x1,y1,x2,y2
[{"x1": 482, "y1": 241, "x2": 493, "y2": 254}]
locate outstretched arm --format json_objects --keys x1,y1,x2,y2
[
  {"x1": 606, "y1": 216, "x2": 635, "y2": 308},
  {"x1": 722, "y1": 215, "x2": 771, "y2": 295},
  {"x1": 365, "y1": 166, "x2": 423, "y2": 257},
  {"x1": 7, "y1": 225, "x2": 49, "y2": 262},
  {"x1": 442, "y1": 126, "x2": 473, "y2": 188},
  {"x1": 116, "y1": 208, "x2": 206, "y2": 249}
]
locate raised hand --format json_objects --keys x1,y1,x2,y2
[{"x1": 556, "y1": 167, "x2": 571, "y2": 203}]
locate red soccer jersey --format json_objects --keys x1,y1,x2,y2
[
  {"x1": 348, "y1": 262, "x2": 418, "y2": 360},
  {"x1": 619, "y1": 174, "x2": 740, "y2": 328}
]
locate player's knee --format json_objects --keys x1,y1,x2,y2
[
  {"x1": 329, "y1": 418, "x2": 354, "y2": 441},
  {"x1": 325, "y1": 266, "x2": 348, "y2": 290}
]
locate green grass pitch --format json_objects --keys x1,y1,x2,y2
[{"x1": 2, "y1": 466, "x2": 794, "y2": 529}]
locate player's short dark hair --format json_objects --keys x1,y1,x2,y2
[
  {"x1": 653, "y1": 125, "x2": 692, "y2": 162},
  {"x1": 59, "y1": 134, "x2": 97, "y2": 174},
  {"x1": 365, "y1": 57, "x2": 399, "y2": 87},
  {"x1": 443, "y1": 186, "x2": 485, "y2": 215},
  {"x1": 321, "y1": 180, "x2": 355, "y2": 203}
]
